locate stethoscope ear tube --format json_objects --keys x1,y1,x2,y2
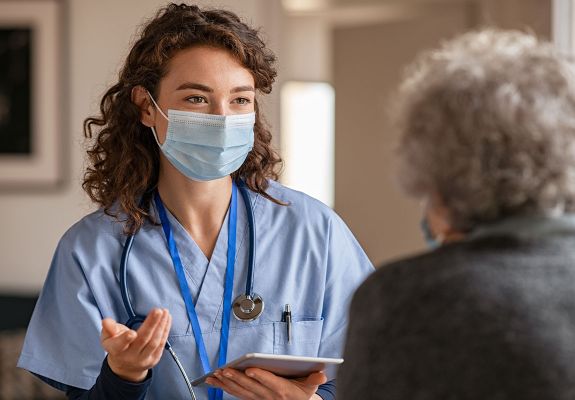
[
  {"x1": 120, "y1": 233, "x2": 137, "y2": 320},
  {"x1": 238, "y1": 181, "x2": 256, "y2": 297}
]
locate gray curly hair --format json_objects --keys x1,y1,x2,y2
[{"x1": 396, "y1": 29, "x2": 575, "y2": 231}]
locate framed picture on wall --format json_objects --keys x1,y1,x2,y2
[{"x1": 0, "y1": 0, "x2": 65, "y2": 190}]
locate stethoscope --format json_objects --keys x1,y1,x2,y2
[{"x1": 118, "y1": 180, "x2": 264, "y2": 398}]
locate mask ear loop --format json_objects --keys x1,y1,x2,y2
[{"x1": 146, "y1": 90, "x2": 169, "y2": 147}]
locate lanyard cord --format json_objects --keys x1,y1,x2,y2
[
  {"x1": 120, "y1": 220, "x2": 198, "y2": 400},
  {"x1": 154, "y1": 181, "x2": 238, "y2": 400}
]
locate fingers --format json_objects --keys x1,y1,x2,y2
[
  {"x1": 208, "y1": 368, "x2": 327, "y2": 400},
  {"x1": 207, "y1": 369, "x2": 275, "y2": 400},
  {"x1": 131, "y1": 308, "x2": 165, "y2": 351},
  {"x1": 149, "y1": 311, "x2": 172, "y2": 361},
  {"x1": 102, "y1": 329, "x2": 137, "y2": 354},
  {"x1": 242, "y1": 368, "x2": 289, "y2": 394},
  {"x1": 101, "y1": 319, "x2": 136, "y2": 353},
  {"x1": 243, "y1": 368, "x2": 327, "y2": 398}
]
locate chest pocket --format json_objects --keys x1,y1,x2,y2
[
  {"x1": 273, "y1": 318, "x2": 324, "y2": 356},
  {"x1": 225, "y1": 322, "x2": 275, "y2": 362}
]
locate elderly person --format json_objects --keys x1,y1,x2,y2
[{"x1": 338, "y1": 29, "x2": 575, "y2": 400}]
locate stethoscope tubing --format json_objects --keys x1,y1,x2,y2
[
  {"x1": 238, "y1": 181, "x2": 256, "y2": 297},
  {"x1": 120, "y1": 181, "x2": 257, "y2": 320},
  {"x1": 119, "y1": 233, "x2": 136, "y2": 320}
]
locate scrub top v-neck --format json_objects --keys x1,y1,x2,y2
[{"x1": 154, "y1": 183, "x2": 238, "y2": 400}]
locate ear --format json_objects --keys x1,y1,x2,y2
[
  {"x1": 426, "y1": 193, "x2": 466, "y2": 243},
  {"x1": 131, "y1": 85, "x2": 155, "y2": 128}
]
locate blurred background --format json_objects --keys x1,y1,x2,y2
[{"x1": 0, "y1": 0, "x2": 567, "y2": 397}]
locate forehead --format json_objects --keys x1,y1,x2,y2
[{"x1": 161, "y1": 45, "x2": 254, "y2": 90}]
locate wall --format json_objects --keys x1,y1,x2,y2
[
  {"x1": 334, "y1": 2, "x2": 471, "y2": 266},
  {"x1": 0, "y1": 0, "x2": 276, "y2": 293}
]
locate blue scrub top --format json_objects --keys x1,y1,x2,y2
[{"x1": 18, "y1": 181, "x2": 374, "y2": 399}]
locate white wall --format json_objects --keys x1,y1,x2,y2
[{"x1": 0, "y1": 0, "x2": 277, "y2": 293}]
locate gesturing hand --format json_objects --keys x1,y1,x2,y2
[{"x1": 100, "y1": 308, "x2": 172, "y2": 382}]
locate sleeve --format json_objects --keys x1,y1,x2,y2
[
  {"x1": 17, "y1": 233, "x2": 109, "y2": 390},
  {"x1": 66, "y1": 358, "x2": 152, "y2": 400},
  {"x1": 319, "y1": 213, "x2": 374, "y2": 371},
  {"x1": 316, "y1": 379, "x2": 337, "y2": 400}
]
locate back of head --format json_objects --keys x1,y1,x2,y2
[{"x1": 396, "y1": 29, "x2": 575, "y2": 232}]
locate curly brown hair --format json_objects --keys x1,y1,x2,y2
[{"x1": 82, "y1": 3, "x2": 283, "y2": 234}]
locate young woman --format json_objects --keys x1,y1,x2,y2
[{"x1": 18, "y1": 4, "x2": 373, "y2": 400}]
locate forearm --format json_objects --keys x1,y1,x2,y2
[
  {"x1": 66, "y1": 357, "x2": 151, "y2": 400},
  {"x1": 315, "y1": 379, "x2": 336, "y2": 400}
]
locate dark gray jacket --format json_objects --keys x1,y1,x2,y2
[{"x1": 338, "y1": 216, "x2": 575, "y2": 400}]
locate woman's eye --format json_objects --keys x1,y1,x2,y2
[
  {"x1": 186, "y1": 96, "x2": 207, "y2": 104},
  {"x1": 234, "y1": 97, "x2": 252, "y2": 105}
]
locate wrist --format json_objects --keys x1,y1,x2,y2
[
  {"x1": 107, "y1": 357, "x2": 148, "y2": 383},
  {"x1": 114, "y1": 369, "x2": 148, "y2": 383}
]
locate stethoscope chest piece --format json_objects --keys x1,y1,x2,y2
[{"x1": 232, "y1": 293, "x2": 264, "y2": 321}]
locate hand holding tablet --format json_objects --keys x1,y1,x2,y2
[{"x1": 191, "y1": 353, "x2": 344, "y2": 386}]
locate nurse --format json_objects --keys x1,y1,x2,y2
[{"x1": 17, "y1": 3, "x2": 373, "y2": 400}]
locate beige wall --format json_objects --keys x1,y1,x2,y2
[
  {"x1": 0, "y1": 0, "x2": 553, "y2": 292},
  {"x1": 478, "y1": 0, "x2": 551, "y2": 37},
  {"x1": 334, "y1": 2, "x2": 471, "y2": 266}
]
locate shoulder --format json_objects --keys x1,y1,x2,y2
[
  {"x1": 258, "y1": 180, "x2": 342, "y2": 226},
  {"x1": 359, "y1": 237, "x2": 511, "y2": 289},
  {"x1": 57, "y1": 206, "x2": 126, "y2": 253},
  {"x1": 259, "y1": 180, "x2": 373, "y2": 273},
  {"x1": 352, "y1": 242, "x2": 485, "y2": 311},
  {"x1": 353, "y1": 234, "x2": 573, "y2": 315},
  {"x1": 263, "y1": 180, "x2": 332, "y2": 211}
]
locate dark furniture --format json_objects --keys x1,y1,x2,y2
[{"x1": 0, "y1": 295, "x2": 66, "y2": 400}]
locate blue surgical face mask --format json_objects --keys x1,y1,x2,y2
[
  {"x1": 147, "y1": 92, "x2": 255, "y2": 181},
  {"x1": 420, "y1": 217, "x2": 441, "y2": 249}
]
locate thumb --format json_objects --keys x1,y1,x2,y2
[
  {"x1": 101, "y1": 319, "x2": 136, "y2": 354},
  {"x1": 101, "y1": 318, "x2": 126, "y2": 340},
  {"x1": 302, "y1": 371, "x2": 327, "y2": 386}
]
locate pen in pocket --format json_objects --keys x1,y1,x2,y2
[{"x1": 282, "y1": 304, "x2": 292, "y2": 344}]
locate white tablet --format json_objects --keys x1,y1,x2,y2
[{"x1": 191, "y1": 353, "x2": 344, "y2": 386}]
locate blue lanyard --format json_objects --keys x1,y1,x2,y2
[{"x1": 154, "y1": 182, "x2": 238, "y2": 400}]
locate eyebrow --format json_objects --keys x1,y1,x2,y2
[
  {"x1": 175, "y1": 82, "x2": 255, "y2": 93},
  {"x1": 231, "y1": 85, "x2": 255, "y2": 93}
]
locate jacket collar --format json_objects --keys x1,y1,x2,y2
[{"x1": 470, "y1": 214, "x2": 575, "y2": 240}]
